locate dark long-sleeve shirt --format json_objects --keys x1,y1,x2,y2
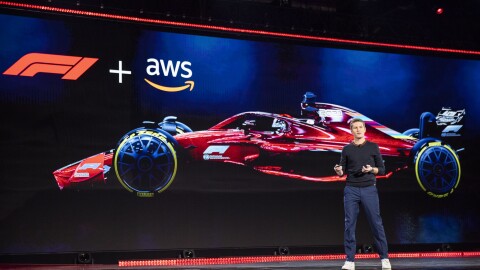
[{"x1": 339, "y1": 141, "x2": 385, "y2": 187}]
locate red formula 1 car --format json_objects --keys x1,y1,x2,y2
[{"x1": 53, "y1": 92, "x2": 464, "y2": 198}]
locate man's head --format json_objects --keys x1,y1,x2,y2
[
  {"x1": 350, "y1": 118, "x2": 366, "y2": 140},
  {"x1": 349, "y1": 118, "x2": 365, "y2": 130}
]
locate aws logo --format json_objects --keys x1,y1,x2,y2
[
  {"x1": 145, "y1": 58, "x2": 194, "y2": 92},
  {"x1": 3, "y1": 53, "x2": 98, "y2": 80}
]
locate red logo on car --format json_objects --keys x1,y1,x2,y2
[{"x1": 3, "y1": 53, "x2": 98, "y2": 80}]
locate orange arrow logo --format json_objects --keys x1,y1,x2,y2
[{"x1": 144, "y1": 79, "x2": 194, "y2": 92}]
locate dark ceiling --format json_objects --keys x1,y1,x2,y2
[{"x1": 3, "y1": 0, "x2": 480, "y2": 51}]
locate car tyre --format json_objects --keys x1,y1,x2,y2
[
  {"x1": 414, "y1": 141, "x2": 461, "y2": 198},
  {"x1": 113, "y1": 129, "x2": 178, "y2": 197}
]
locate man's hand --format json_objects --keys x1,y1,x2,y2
[
  {"x1": 362, "y1": 164, "x2": 375, "y2": 174},
  {"x1": 334, "y1": 164, "x2": 343, "y2": 176}
]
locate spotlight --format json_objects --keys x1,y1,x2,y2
[
  {"x1": 76, "y1": 252, "x2": 92, "y2": 264},
  {"x1": 435, "y1": 7, "x2": 444, "y2": 15},
  {"x1": 277, "y1": 246, "x2": 290, "y2": 255},
  {"x1": 362, "y1": 244, "x2": 373, "y2": 254},
  {"x1": 441, "y1": 243, "x2": 452, "y2": 251},
  {"x1": 182, "y1": 249, "x2": 195, "y2": 258}
]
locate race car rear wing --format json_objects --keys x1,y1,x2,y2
[{"x1": 419, "y1": 107, "x2": 465, "y2": 139}]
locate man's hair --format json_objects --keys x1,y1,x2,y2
[{"x1": 349, "y1": 118, "x2": 365, "y2": 130}]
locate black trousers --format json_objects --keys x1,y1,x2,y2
[{"x1": 344, "y1": 185, "x2": 389, "y2": 261}]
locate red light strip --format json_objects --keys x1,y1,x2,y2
[
  {"x1": 118, "y1": 252, "x2": 480, "y2": 267},
  {"x1": 1, "y1": 1, "x2": 480, "y2": 56}
]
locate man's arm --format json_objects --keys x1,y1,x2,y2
[
  {"x1": 372, "y1": 143, "x2": 385, "y2": 175},
  {"x1": 334, "y1": 147, "x2": 347, "y2": 176}
]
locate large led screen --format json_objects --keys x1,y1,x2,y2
[{"x1": 1, "y1": 10, "x2": 479, "y2": 255}]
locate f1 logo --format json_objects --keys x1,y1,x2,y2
[
  {"x1": 78, "y1": 163, "x2": 101, "y2": 171},
  {"x1": 3, "y1": 53, "x2": 98, "y2": 80},
  {"x1": 203, "y1": 145, "x2": 229, "y2": 155},
  {"x1": 442, "y1": 125, "x2": 463, "y2": 133},
  {"x1": 202, "y1": 145, "x2": 230, "y2": 160}
]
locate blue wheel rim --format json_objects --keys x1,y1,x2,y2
[
  {"x1": 116, "y1": 134, "x2": 175, "y2": 193},
  {"x1": 417, "y1": 146, "x2": 459, "y2": 194}
]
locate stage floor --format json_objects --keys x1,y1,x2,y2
[{"x1": 2, "y1": 257, "x2": 480, "y2": 270}]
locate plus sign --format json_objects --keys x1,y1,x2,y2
[{"x1": 109, "y1": 61, "x2": 131, "y2": 83}]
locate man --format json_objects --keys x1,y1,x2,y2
[{"x1": 334, "y1": 118, "x2": 391, "y2": 270}]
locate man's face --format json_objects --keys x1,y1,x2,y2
[{"x1": 351, "y1": 121, "x2": 366, "y2": 140}]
